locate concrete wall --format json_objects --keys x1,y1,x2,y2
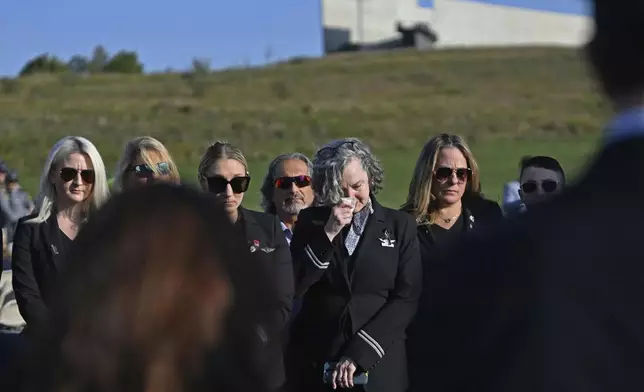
[{"x1": 322, "y1": 0, "x2": 593, "y2": 53}]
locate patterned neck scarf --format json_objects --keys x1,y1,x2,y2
[{"x1": 345, "y1": 201, "x2": 374, "y2": 256}]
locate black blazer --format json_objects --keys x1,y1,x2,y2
[
  {"x1": 415, "y1": 136, "x2": 644, "y2": 392},
  {"x1": 238, "y1": 208, "x2": 294, "y2": 390},
  {"x1": 286, "y1": 199, "x2": 422, "y2": 392},
  {"x1": 11, "y1": 213, "x2": 69, "y2": 338},
  {"x1": 415, "y1": 197, "x2": 503, "y2": 264},
  {"x1": 406, "y1": 197, "x2": 502, "y2": 390}
]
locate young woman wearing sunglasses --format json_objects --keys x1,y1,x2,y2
[
  {"x1": 197, "y1": 141, "x2": 294, "y2": 392},
  {"x1": 11, "y1": 136, "x2": 109, "y2": 344},
  {"x1": 112, "y1": 136, "x2": 180, "y2": 192}
]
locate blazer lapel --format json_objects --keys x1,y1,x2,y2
[
  {"x1": 43, "y1": 215, "x2": 64, "y2": 271},
  {"x1": 239, "y1": 208, "x2": 265, "y2": 253},
  {"x1": 463, "y1": 207, "x2": 476, "y2": 231}
]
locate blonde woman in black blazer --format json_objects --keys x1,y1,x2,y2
[
  {"x1": 12, "y1": 136, "x2": 109, "y2": 340},
  {"x1": 198, "y1": 141, "x2": 293, "y2": 391},
  {"x1": 286, "y1": 138, "x2": 422, "y2": 392}
]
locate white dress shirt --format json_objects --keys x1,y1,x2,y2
[{"x1": 280, "y1": 221, "x2": 293, "y2": 246}]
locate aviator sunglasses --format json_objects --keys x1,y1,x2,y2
[
  {"x1": 206, "y1": 175, "x2": 251, "y2": 194},
  {"x1": 128, "y1": 162, "x2": 171, "y2": 178},
  {"x1": 434, "y1": 167, "x2": 470, "y2": 183},
  {"x1": 274, "y1": 175, "x2": 312, "y2": 189},
  {"x1": 60, "y1": 168, "x2": 95, "y2": 184},
  {"x1": 521, "y1": 179, "x2": 558, "y2": 194}
]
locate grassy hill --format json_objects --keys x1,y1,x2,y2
[{"x1": 0, "y1": 47, "x2": 610, "y2": 208}]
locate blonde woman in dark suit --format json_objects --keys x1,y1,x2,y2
[
  {"x1": 12, "y1": 136, "x2": 109, "y2": 340},
  {"x1": 198, "y1": 141, "x2": 293, "y2": 392}
]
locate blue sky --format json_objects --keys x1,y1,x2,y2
[
  {"x1": 0, "y1": 0, "x2": 323, "y2": 76},
  {"x1": 0, "y1": 0, "x2": 590, "y2": 77}
]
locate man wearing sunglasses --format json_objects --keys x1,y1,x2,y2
[
  {"x1": 518, "y1": 155, "x2": 565, "y2": 211},
  {"x1": 260, "y1": 153, "x2": 315, "y2": 246}
]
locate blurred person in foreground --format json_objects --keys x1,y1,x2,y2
[
  {"x1": 285, "y1": 138, "x2": 421, "y2": 392},
  {"x1": 418, "y1": 1, "x2": 644, "y2": 390},
  {"x1": 12, "y1": 136, "x2": 109, "y2": 341},
  {"x1": 260, "y1": 153, "x2": 315, "y2": 246},
  {"x1": 518, "y1": 155, "x2": 565, "y2": 211},
  {"x1": 198, "y1": 142, "x2": 293, "y2": 391},
  {"x1": 112, "y1": 136, "x2": 180, "y2": 191},
  {"x1": 20, "y1": 184, "x2": 273, "y2": 392}
]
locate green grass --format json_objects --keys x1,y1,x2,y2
[{"x1": 0, "y1": 47, "x2": 610, "y2": 209}]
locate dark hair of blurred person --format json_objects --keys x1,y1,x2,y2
[{"x1": 20, "y1": 183, "x2": 274, "y2": 392}]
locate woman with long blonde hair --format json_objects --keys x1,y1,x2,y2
[
  {"x1": 402, "y1": 133, "x2": 502, "y2": 391},
  {"x1": 112, "y1": 136, "x2": 180, "y2": 191},
  {"x1": 12, "y1": 136, "x2": 109, "y2": 339}
]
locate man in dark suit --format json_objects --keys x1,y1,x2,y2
[{"x1": 414, "y1": 1, "x2": 644, "y2": 391}]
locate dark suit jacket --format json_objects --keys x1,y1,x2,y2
[
  {"x1": 416, "y1": 137, "x2": 644, "y2": 391},
  {"x1": 11, "y1": 213, "x2": 68, "y2": 338},
  {"x1": 406, "y1": 197, "x2": 502, "y2": 388},
  {"x1": 286, "y1": 199, "x2": 422, "y2": 392},
  {"x1": 238, "y1": 208, "x2": 294, "y2": 390}
]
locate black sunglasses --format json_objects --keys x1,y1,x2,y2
[
  {"x1": 521, "y1": 179, "x2": 558, "y2": 194},
  {"x1": 317, "y1": 141, "x2": 357, "y2": 160},
  {"x1": 127, "y1": 162, "x2": 171, "y2": 178},
  {"x1": 274, "y1": 175, "x2": 312, "y2": 190},
  {"x1": 60, "y1": 168, "x2": 95, "y2": 184},
  {"x1": 206, "y1": 175, "x2": 251, "y2": 194},
  {"x1": 434, "y1": 167, "x2": 470, "y2": 183}
]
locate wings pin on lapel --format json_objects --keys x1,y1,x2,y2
[{"x1": 378, "y1": 229, "x2": 396, "y2": 248}]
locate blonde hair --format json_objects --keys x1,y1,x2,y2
[
  {"x1": 112, "y1": 136, "x2": 180, "y2": 192},
  {"x1": 197, "y1": 141, "x2": 249, "y2": 185},
  {"x1": 402, "y1": 134, "x2": 481, "y2": 225},
  {"x1": 27, "y1": 136, "x2": 110, "y2": 224}
]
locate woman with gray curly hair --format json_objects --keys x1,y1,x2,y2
[{"x1": 285, "y1": 138, "x2": 422, "y2": 392}]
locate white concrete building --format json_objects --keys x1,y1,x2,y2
[{"x1": 322, "y1": 0, "x2": 593, "y2": 53}]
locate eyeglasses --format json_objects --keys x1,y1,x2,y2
[
  {"x1": 317, "y1": 141, "x2": 357, "y2": 160},
  {"x1": 60, "y1": 168, "x2": 95, "y2": 184},
  {"x1": 127, "y1": 162, "x2": 171, "y2": 178},
  {"x1": 434, "y1": 167, "x2": 470, "y2": 183},
  {"x1": 206, "y1": 175, "x2": 251, "y2": 194},
  {"x1": 521, "y1": 179, "x2": 559, "y2": 194},
  {"x1": 274, "y1": 175, "x2": 312, "y2": 190}
]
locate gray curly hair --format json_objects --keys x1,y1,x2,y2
[
  {"x1": 260, "y1": 152, "x2": 313, "y2": 213},
  {"x1": 312, "y1": 138, "x2": 384, "y2": 206}
]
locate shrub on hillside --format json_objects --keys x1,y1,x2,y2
[
  {"x1": 19, "y1": 54, "x2": 67, "y2": 76},
  {"x1": 103, "y1": 51, "x2": 144, "y2": 74}
]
